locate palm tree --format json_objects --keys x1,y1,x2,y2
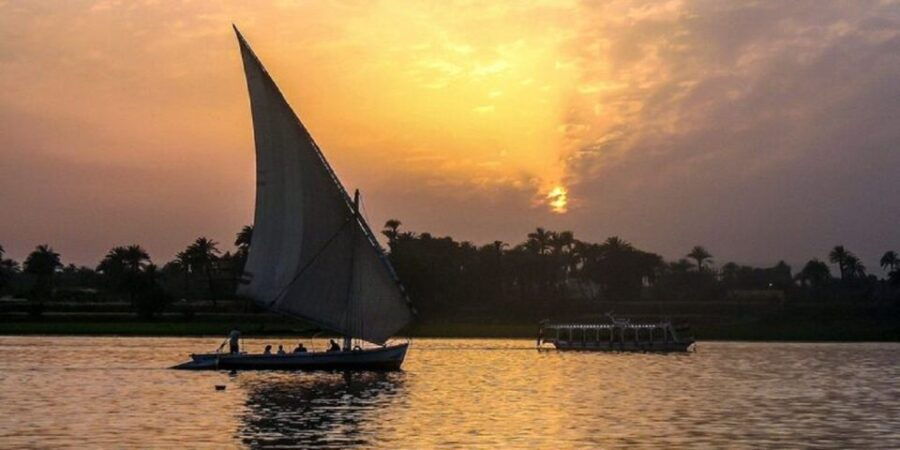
[
  {"x1": 880, "y1": 251, "x2": 898, "y2": 274},
  {"x1": 0, "y1": 246, "x2": 19, "y2": 293},
  {"x1": 24, "y1": 244, "x2": 62, "y2": 276},
  {"x1": 602, "y1": 236, "x2": 633, "y2": 253},
  {"x1": 490, "y1": 240, "x2": 508, "y2": 262},
  {"x1": 557, "y1": 231, "x2": 575, "y2": 250},
  {"x1": 97, "y1": 246, "x2": 128, "y2": 279},
  {"x1": 829, "y1": 245, "x2": 854, "y2": 280},
  {"x1": 797, "y1": 259, "x2": 831, "y2": 288},
  {"x1": 527, "y1": 227, "x2": 552, "y2": 256},
  {"x1": 687, "y1": 246, "x2": 712, "y2": 271},
  {"x1": 98, "y1": 245, "x2": 125, "y2": 266},
  {"x1": 670, "y1": 258, "x2": 694, "y2": 273},
  {"x1": 488, "y1": 240, "x2": 508, "y2": 281},
  {"x1": 233, "y1": 225, "x2": 254, "y2": 279},
  {"x1": 24, "y1": 244, "x2": 62, "y2": 300},
  {"x1": 844, "y1": 255, "x2": 866, "y2": 279},
  {"x1": 382, "y1": 219, "x2": 402, "y2": 243},
  {"x1": 123, "y1": 245, "x2": 151, "y2": 271},
  {"x1": 174, "y1": 250, "x2": 192, "y2": 294},
  {"x1": 235, "y1": 225, "x2": 254, "y2": 253},
  {"x1": 184, "y1": 237, "x2": 220, "y2": 304},
  {"x1": 97, "y1": 245, "x2": 151, "y2": 305}
]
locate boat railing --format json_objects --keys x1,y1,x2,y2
[{"x1": 538, "y1": 319, "x2": 689, "y2": 348}]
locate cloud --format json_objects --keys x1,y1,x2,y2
[
  {"x1": 560, "y1": 0, "x2": 900, "y2": 267},
  {"x1": 0, "y1": 0, "x2": 898, "y2": 270}
]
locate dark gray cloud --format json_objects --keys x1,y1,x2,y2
[{"x1": 562, "y1": 0, "x2": 900, "y2": 270}]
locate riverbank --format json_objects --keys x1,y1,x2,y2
[{"x1": 1, "y1": 317, "x2": 898, "y2": 341}]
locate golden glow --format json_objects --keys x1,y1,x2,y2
[
  {"x1": 0, "y1": 1, "x2": 587, "y2": 199},
  {"x1": 0, "y1": 0, "x2": 609, "y2": 261},
  {"x1": 1, "y1": 1, "x2": 892, "y2": 266},
  {"x1": 546, "y1": 186, "x2": 568, "y2": 214}
]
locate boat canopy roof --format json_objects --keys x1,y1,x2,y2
[{"x1": 542, "y1": 321, "x2": 674, "y2": 330}]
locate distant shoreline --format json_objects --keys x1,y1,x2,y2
[{"x1": 0, "y1": 318, "x2": 897, "y2": 342}]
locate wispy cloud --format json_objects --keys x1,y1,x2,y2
[
  {"x1": 559, "y1": 0, "x2": 900, "y2": 265},
  {"x1": 0, "y1": 0, "x2": 897, "y2": 268}
]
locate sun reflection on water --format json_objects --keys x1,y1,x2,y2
[{"x1": 1, "y1": 338, "x2": 899, "y2": 447}]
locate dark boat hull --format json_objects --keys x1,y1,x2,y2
[
  {"x1": 172, "y1": 343, "x2": 409, "y2": 371},
  {"x1": 549, "y1": 340, "x2": 694, "y2": 352}
]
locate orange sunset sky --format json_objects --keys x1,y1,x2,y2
[{"x1": 1, "y1": 0, "x2": 898, "y2": 269}]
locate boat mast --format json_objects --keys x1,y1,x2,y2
[{"x1": 343, "y1": 189, "x2": 361, "y2": 351}]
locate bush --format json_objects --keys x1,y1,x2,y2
[
  {"x1": 134, "y1": 283, "x2": 172, "y2": 319},
  {"x1": 27, "y1": 300, "x2": 44, "y2": 317}
]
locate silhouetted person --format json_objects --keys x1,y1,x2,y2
[
  {"x1": 263, "y1": 344, "x2": 272, "y2": 355},
  {"x1": 228, "y1": 329, "x2": 241, "y2": 354},
  {"x1": 293, "y1": 343, "x2": 307, "y2": 353},
  {"x1": 277, "y1": 345, "x2": 286, "y2": 355},
  {"x1": 328, "y1": 339, "x2": 341, "y2": 352}
]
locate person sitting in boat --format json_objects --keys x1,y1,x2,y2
[
  {"x1": 228, "y1": 328, "x2": 241, "y2": 354},
  {"x1": 263, "y1": 344, "x2": 272, "y2": 355},
  {"x1": 277, "y1": 345, "x2": 286, "y2": 355},
  {"x1": 327, "y1": 339, "x2": 341, "y2": 352},
  {"x1": 293, "y1": 343, "x2": 307, "y2": 353}
]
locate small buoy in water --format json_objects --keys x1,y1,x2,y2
[{"x1": 215, "y1": 385, "x2": 226, "y2": 391}]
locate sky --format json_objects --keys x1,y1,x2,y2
[{"x1": 1, "y1": 0, "x2": 898, "y2": 273}]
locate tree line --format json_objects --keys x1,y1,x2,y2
[
  {"x1": 0, "y1": 226, "x2": 252, "y2": 317},
  {"x1": 381, "y1": 222, "x2": 900, "y2": 321},
  {"x1": 0, "y1": 222, "x2": 898, "y2": 320}
]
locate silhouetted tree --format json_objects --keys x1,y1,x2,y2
[
  {"x1": 24, "y1": 245, "x2": 62, "y2": 278},
  {"x1": 0, "y1": 245, "x2": 20, "y2": 294},
  {"x1": 182, "y1": 237, "x2": 221, "y2": 304},
  {"x1": 123, "y1": 245, "x2": 150, "y2": 271},
  {"x1": 174, "y1": 250, "x2": 192, "y2": 294},
  {"x1": 24, "y1": 244, "x2": 62, "y2": 306},
  {"x1": 56, "y1": 264, "x2": 100, "y2": 293},
  {"x1": 797, "y1": 259, "x2": 832, "y2": 289},
  {"x1": 235, "y1": 225, "x2": 254, "y2": 252},
  {"x1": 382, "y1": 219, "x2": 402, "y2": 243},
  {"x1": 232, "y1": 225, "x2": 254, "y2": 288},
  {"x1": 720, "y1": 262, "x2": 740, "y2": 287},
  {"x1": 829, "y1": 245, "x2": 853, "y2": 281},
  {"x1": 577, "y1": 237, "x2": 663, "y2": 303},
  {"x1": 890, "y1": 269, "x2": 900, "y2": 287},
  {"x1": 653, "y1": 257, "x2": 720, "y2": 302},
  {"x1": 97, "y1": 244, "x2": 153, "y2": 305},
  {"x1": 687, "y1": 246, "x2": 712, "y2": 271},
  {"x1": 844, "y1": 255, "x2": 866, "y2": 280},
  {"x1": 133, "y1": 264, "x2": 170, "y2": 318},
  {"x1": 881, "y1": 251, "x2": 898, "y2": 274},
  {"x1": 527, "y1": 228, "x2": 552, "y2": 256}
]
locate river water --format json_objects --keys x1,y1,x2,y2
[{"x1": 0, "y1": 337, "x2": 897, "y2": 448}]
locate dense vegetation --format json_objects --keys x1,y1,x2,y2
[
  {"x1": 1, "y1": 222, "x2": 898, "y2": 333},
  {"x1": 381, "y1": 222, "x2": 899, "y2": 322}
]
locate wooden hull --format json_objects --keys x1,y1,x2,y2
[
  {"x1": 172, "y1": 343, "x2": 409, "y2": 371},
  {"x1": 549, "y1": 340, "x2": 694, "y2": 353}
]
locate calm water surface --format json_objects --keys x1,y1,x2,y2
[{"x1": 0, "y1": 337, "x2": 898, "y2": 448}]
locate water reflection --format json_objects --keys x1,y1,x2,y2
[
  {"x1": 238, "y1": 372, "x2": 405, "y2": 448},
  {"x1": 1, "y1": 338, "x2": 899, "y2": 447}
]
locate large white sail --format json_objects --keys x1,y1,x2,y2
[{"x1": 234, "y1": 27, "x2": 413, "y2": 344}]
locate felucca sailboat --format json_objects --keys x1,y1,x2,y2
[{"x1": 174, "y1": 26, "x2": 414, "y2": 371}]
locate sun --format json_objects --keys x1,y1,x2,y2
[{"x1": 546, "y1": 185, "x2": 568, "y2": 214}]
